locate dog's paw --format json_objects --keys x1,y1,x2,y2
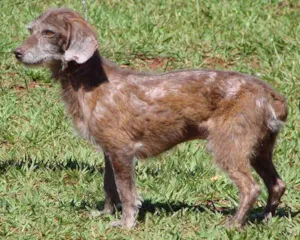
[
  {"x1": 110, "y1": 220, "x2": 136, "y2": 229},
  {"x1": 224, "y1": 217, "x2": 244, "y2": 229},
  {"x1": 263, "y1": 212, "x2": 272, "y2": 221},
  {"x1": 255, "y1": 211, "x2": 272, "y2": 222},
  {"x1": 89, "y1": 209, "x2": 112, "y2": 218},
  {"x1": 110, "y1": 220, "x2": 124, "y2": 228}
]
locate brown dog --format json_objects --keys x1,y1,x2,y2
[{"x1": 14, "y1": 8, "x2": 288, "y2": 228}]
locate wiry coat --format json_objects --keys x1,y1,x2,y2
[{"x1": 14, "y1": 8, "x2": 288, "y2": 228}]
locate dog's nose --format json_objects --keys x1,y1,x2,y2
[{"x1": 13, "y1": 48, "x2": 24, "y2": 60}]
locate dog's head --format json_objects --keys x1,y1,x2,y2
[{"x1": 14, "y1": 8, "x2": 98, "y2": 66}]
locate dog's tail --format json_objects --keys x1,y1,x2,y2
[{"x1": 265, "y1": 91, "x2": 288, "y2": 132}]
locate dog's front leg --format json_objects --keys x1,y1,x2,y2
[
  {"x1": 90, "y1": 153, "x2": 121, "y2": 218},
  {"x1": 108, "y1": 152, "x2": 139, "y2": 228},
  {"x1": 102, "y1": 153, "x2": 121, "y2": 214}
]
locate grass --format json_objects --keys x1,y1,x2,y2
[{"x1": 0, "y1": 0, "x2": 299, "y2": 239}]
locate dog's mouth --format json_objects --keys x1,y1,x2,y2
[
  {"x1": 14, "y1": 47, "x2": 60, "y2": 66},
  {"x1": 15, "y1": 56, "x2": 44, "y2": 67},
  {"x1": 14, "y1": 53, "x2": 59, "y2": 67},
  {"x1": 23, "y1": 62, "x2": 45, "y2": 68}
]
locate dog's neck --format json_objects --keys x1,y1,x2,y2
[{"x1": 50, "y1": 50, "x2": 111, "y2": 91}]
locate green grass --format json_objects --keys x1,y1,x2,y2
[{"x1": 0, "y1": 0, "x2": 299, "y2": 239}]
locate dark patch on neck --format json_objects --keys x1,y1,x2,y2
[{"x1": 53, "y1": 50, "x2": 108, "y2": 91}]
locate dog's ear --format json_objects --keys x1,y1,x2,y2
[{"x1": 64, "y1": 19, "x2": 98, "y2": 64}]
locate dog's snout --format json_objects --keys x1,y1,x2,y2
[{"x1": 14, "y1": 48, "x2": 25, "y2": 60}]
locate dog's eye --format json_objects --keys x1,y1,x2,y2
[{"x1": 42, "y1": 30, "x2": 55, "y2": 37}]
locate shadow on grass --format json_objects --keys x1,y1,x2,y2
[
  {"x1": 0, "y1": 159, "x2": 103, "y2": 174},
  {"x1": 248, "y1": 206, "x2": 300, "y2": 224},
  {"x1": 138, "y1": 200, "x2": 300, "y2": 222},
  {"x1": 137, "y1": 199, "x2": 234, "y2": 221},
  {"x1": 80, "y1": 198, "x2": 299, "y2": 224},
  {"x1": 72, "y1": 198, "x2": 235, "y2": 219}
]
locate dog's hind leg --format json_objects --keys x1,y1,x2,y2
[
  {"x1": 223, "y1": 164, "x2": 261, "y2": 227},
  {"x1": 251, "y1": 132, "x2": 286, "y2": 220},
  {"x1": 208, "y1": 112, "x2": 262, "y2": 227},
  {"x1": 213, "y1": 148, "x2": 261, "y2": 227}
]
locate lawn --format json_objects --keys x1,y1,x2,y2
[{"x1": 0, "y1": 0, "x2": 299, "y2": 239}]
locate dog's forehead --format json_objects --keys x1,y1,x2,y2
[
  {"x1": 26, "y1": 20, "x2": 55, "y2": 32},
  {"x1": 27, "y1": 8, "x2": 81, "y2": 30},
  {"x1": 26, "y1": 13, "x2": 53, "y2": 30}
]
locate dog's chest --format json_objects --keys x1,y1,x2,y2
[
  {"x1": 72, "y1": 114, "x2": 97, "y2": 147},
  {"x1": 62, "y1": 87, "x2": 99, "y2": 147}
]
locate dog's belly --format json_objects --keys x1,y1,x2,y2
[{"x1": 134, "y1": 122, "x2": 209, "y2": 159}]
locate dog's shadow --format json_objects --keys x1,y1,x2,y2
[
  {"x1": 140, "y1": 200, "x2": 299, "y2": 223},
  {"x1": 0, "y1": 159, "x2": 103, "y2": 174},
  {"x1": 89, "y1": 199, "x2": 299, "y2": 224},
  {"x1": 137, "y1": 199, "x2": 233, "y2": 221}
]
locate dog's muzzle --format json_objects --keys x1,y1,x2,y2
[{"x1": 13, "y1": 48, "x2": 25, "y2": 60}]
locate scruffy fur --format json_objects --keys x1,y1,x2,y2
[{"x1": 14, "y1": 8, "x2": 288, "y2": 228}]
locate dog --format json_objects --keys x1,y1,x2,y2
[{"x1": 14, "y1": 8, "x2": 288, "y2": 228}]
